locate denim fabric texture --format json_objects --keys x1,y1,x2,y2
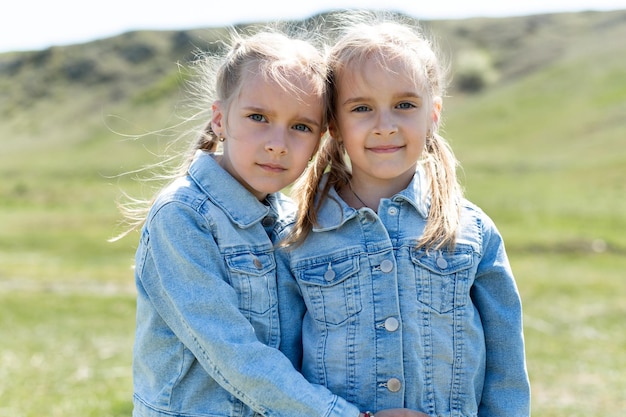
[
  {"x1": 276, "y1": 169, "x2": 531, "y2": 417},
  {"x1": 132, "y1": 150, "x2": 360, "y2": 417}
]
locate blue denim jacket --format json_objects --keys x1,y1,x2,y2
[
  {"x1": 132, "y1": 151, "x2": 360, "y2": 417},
  {"x1": 277, "y1": 169, "x2": 531, "y2": 417}
]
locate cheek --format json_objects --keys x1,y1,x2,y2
[
  {"x1": 223, "y1": 138, "x2": 252, "y2": 163},
  {"x1": 287, "y1": 134, "x2": 316, "y2": 160},
  {"x1": 333, "y1": 121, "x2": 362, "y2": 147},
  {"x1": 341, "y1": 139, "x2": 361, "y2": 159},
  {"x1": 333, "y1": 110, "x2": 358, "y2": 133}
]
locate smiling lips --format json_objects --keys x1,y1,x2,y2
[
  {"x1": 258, "y1": 162, "x2": 287, "y2": 173},
  {"x1": 367, "y1": 144, "x2": 404, "y2": 153}
]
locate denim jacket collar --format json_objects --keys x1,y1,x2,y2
[
  {"x1": 188, "y1": 150, "x2": 280, "y2": 228},
  {"x1": 313, "y1": 166, "x2": 431, "y2": 232},
  {"x1": 392, "y1": 165, "x2": 431, "y2": 219}
]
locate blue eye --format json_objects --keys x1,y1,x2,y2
[
  {"x1": 293, "y1": 124, "x2": 312, "y2": 133},
  {"x1": 249, "y1": 114, "x2": 266, "y2": 122},
  {"x1": 352, "y1": 105, "x2": 370, "y2": 112},
  {"x1": 397, "y1": 102, "x2": 416, "y2": 109}
]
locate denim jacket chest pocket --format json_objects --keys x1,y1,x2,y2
[
  {"x1": 411, "y1": 247, "x2": 474, "y2": 314},
  {"x1": 225, "y1": 251, "x2": 277, "y2": 316},
  {"x1": 295, "y1": 255, "x2": 362, "y2": 326}
]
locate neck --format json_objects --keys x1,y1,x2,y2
[
  {"x1": 345, "y1": 172, "x2": 414, "y2": 210},
  {"x1": 347, "y1": 183, "x2": 373, "y2": 210}
]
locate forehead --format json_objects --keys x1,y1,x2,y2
[
  {"x1": 241, "y1": 62, "x2": 324, "y2": 100},
  {"x1": 337, "y1": 55, "x2": 425, "y2": 97},
  {"x1": 234, "y1": 71, "x2": 324, "y2": 117}
]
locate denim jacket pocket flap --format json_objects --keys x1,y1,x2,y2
[
  {"x1": 411, "y1": 247, "x2": 474, "y2": 314},
  {"x1": 295, "y1": 255, "x2": 362, "y2": 325},
  {"x1": 225, "y1": 252, "x2": 275, "y2": 276},
  {"x1": 297, "y1": 256, "x2": 360, "y2": 287},
  {"x1": 410, "y1": 248, "x2": 473, "y2": 275}
]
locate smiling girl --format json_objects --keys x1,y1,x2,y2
[{"x1": 279, "y1": 12, "x2": 531, "y2": 417}]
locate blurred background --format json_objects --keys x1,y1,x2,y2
[{"x1": 1, "y1": 1, "x2": 625, "y2": 416}]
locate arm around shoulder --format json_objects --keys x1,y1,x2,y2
[{"x1": 136, "y1": 201, "x2": 360, "y2": 417}]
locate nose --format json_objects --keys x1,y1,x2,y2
[
  {"x1": 374, "y1": 110, "x2": 398, "y2": 137},
  {"x1": 265, "y1": 128, "x2": 288, "y2": 155}
]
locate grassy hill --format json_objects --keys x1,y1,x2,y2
[{"x1": 0, "y1": 9, "x2": 625, "y2": 417}]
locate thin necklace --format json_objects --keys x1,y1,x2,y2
[{"x1": 349, "y1": 183, "x2": 369, "y2": 209}]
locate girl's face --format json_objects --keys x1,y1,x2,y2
[
  {"x1": 211, "y1": 72, "x2": 324, "y2": 200},
  {"x1": 331, "y1": 56, "x2": 441, "y2": 191}
]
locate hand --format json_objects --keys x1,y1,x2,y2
[{"x1": 374, "y1": 409, "x2": 429, "y2": 417}]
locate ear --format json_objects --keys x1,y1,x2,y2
[
  {"x1": 211, "y1": 101, "x2": 224, "y2": 137},
  {"x1": 431, "y1": 96, "x2": 442, "y2": 126},
  {"x1": 328, "y1": 120, "x2": 339, "y2": 141}
]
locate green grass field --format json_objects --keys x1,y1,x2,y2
[
  {"x1": 1, "y1": 253, "x2": 623, "y2": 416},
  {"x1": 1, "y1": 10, "x2": 625, "y2": 417}
]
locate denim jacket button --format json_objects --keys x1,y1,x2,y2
[
  {"x1": 324, "y1": 269, "x2": 336, "y2": 281},
  {"x1": 387, "y1": 206, "x2": 398, "y2": 216},
  {"x1": 253, "y1": 258, "x2": 263, "y2": 269},
  {"x1": 262, "y1": 216, "x2": 275, "y2": 227},
  {"x1": 386, "y1": 377, "x2": 402, "y2": 392},
  {"x1": 380, "y1": 259, "x2": 394, "y2": 273},
  {"x1": 384, "y1": 317, "x2": 399, "y2": 332},
  {"x1": 436, "y1": 256, "x2": 448, "y2": 269}
]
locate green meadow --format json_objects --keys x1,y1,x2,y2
[{"x1": 1, "y1": 10, "x2": 625, "y2": 417}]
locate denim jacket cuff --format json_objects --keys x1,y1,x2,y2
[{"x1": 324, "y1": 396, "x2": 361, "y2": 417}]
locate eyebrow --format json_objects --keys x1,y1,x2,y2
[
  {"x1": 342, "y1": 97, "x2": 369, "y2": 106},
  {"x1": 242, "y1": 105, "x2": 269, "y2": 114}
]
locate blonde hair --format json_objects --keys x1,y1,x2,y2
[
  {"x1": 111, "y1": 24, "x2": 328, "y2": 241},
  {"x1": 287, "y1": 11, "x2": 463, "y2": 251}
]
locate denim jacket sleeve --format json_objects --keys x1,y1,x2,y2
[
  {"x1": 137, "y1": 200, "x2": 360, "y2": 417},
  {"x1": 471, "y1": 214, "x2": 531, "y2": 417}
]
